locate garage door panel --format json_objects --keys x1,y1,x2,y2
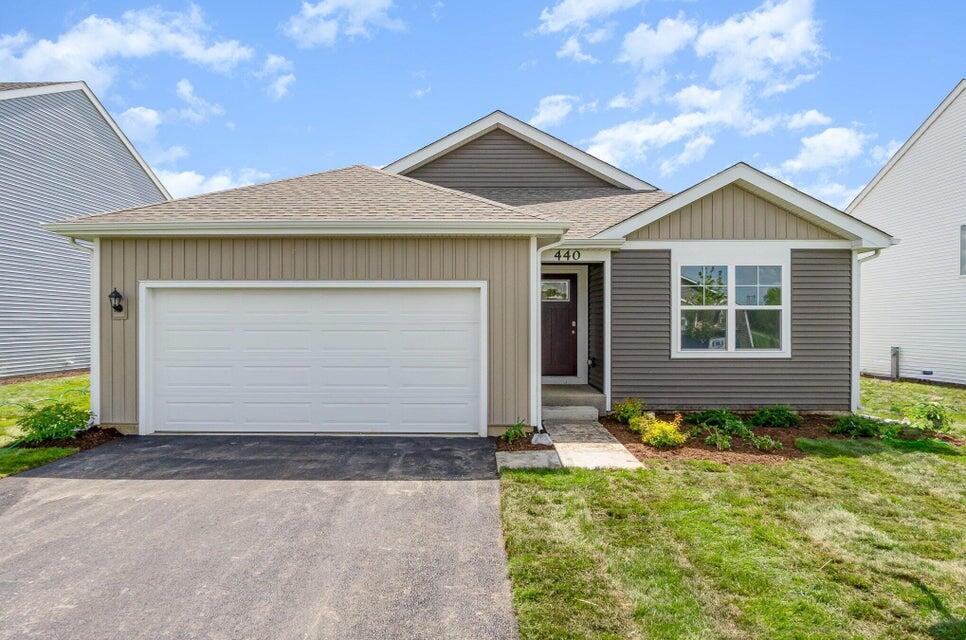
[{"x1": 147, "y1": 286, "x2": 483, "y2": 434}]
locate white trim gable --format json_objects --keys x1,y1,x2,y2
[
  {"x1": 383, "y1": 110, "x2": 656, "y2": 191},
  {"x1": 597, "y1": 163, "x2": 896, "y2": 249},
  {"x1": 0, "y1": 82, "x2": 172, "y2": 201},
  {"x1": 847, "y1": 79, "x2": 965, "y2": 213}
]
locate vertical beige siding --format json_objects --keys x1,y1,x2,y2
[
  {"x1": 406, "y1": 128, "x2": 613, "y2": 188},
  {"x1": 627, "y1": 185, "x2": 843, "y2": 240},
  {"x1": 99, "y1": 237, "x2": 531, "y2": 429}
]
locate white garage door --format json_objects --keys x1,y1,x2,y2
[{"x1": 143, "y1": 285, "x2": 484, "y2": 435}]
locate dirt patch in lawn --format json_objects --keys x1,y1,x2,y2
[
  {"x1": 601, "y1": 413, "x2": 844, "y2": 464},
  {"x1": 491, "y1": 437, "x2": 554, "y2": 452},
  {"x1": 18, "y1": 427, "x2": 123, "y2": 451},
  {"x1": 0, "y1": 368, "x2": 90, "y2": 386}
]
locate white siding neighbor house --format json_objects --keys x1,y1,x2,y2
[
  {"x1": 848, "y1": 79, "x2": 966, "y2": 384},
  {"x1": 0, "y1": 82, "x2": 169, "y2": 378}
]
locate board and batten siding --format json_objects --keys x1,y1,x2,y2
[
  {"x1": 405, "y1": 128, "x2": 613, "y2": 189},
  {"x1": 0, "y1": 89, "x2": 165, "y2": 377},
  {"x1": 850, "y1": 84, "x2": 966, "y2": 384},
  {"x1": 587, "y1": 263, "x2": 604, "y2": 391},
  {"x1": 627, "y1": 185, "x2": 842, "y2": 241},
  {"x1": 98, "y1": 237, "x2": 530, "y2": 430},
  {"x1": 611, "y1": 249, "x2": 852, "y2": 410}
]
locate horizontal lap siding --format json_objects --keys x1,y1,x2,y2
[
  {"x1": 611, "y1": 249, "x2": 851, "y2": 410},
  {"x1": 99, "y1": 237, "x2": 530, "y2": 428},
  {"x1": 406, "y1": 128, "x2": 611, "y2": 188}
]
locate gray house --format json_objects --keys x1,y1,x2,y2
[
  {"x1": 47, "y1": 111, "x2": 894, "y2": 436},
  {"x1": 0, "y1": 81, "x2": 168, "y2": 378}
]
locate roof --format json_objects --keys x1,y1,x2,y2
[
  {"x1": 383, "y1": 110, "x2": 657, "y2": 191},
  {"x1": 464, "y1": 187, "x2": 673, "y2": 239},
  {"x1": 847, "y1": 78, "x2": 966, "y2": 213},
  {"x1": 45, "y1": 165, "x2": 569, "y2": 238},
  {"x1": 0, "y1": 81, "x2": 171, "y2": 200},
  {"x1": 598, "y1": 163, "x2": 896, "y2": 249}
]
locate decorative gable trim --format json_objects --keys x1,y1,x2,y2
[
  {"x1": 0, "y1": 81, "x2": 172, "y2": 200},
  {"x1": 383, "y1": 110, "x2": 656, "y2": 191},
  {"x1": 597, "y1": 163, "x2": 895, "y2": 249}
]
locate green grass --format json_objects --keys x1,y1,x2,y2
[
  {"x1": 0, "y1": 373, "x2": 89, "y2": 476},
  {"x1": 501, "y1": 439, "x2": 965, "y2": 640},
  {"x1": 861, "y1": 377, "x2": 966, "y2": 438}
]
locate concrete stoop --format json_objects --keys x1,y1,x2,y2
[{"x1": 541, "y1": 405, "x2": 599, "y2": 421}]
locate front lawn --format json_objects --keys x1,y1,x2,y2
[
  {"x1": 502, "y1": 439, "x2": 965, "y2": 640},
  {"x1": 0, "y1": 373, "x2": 90, "y2": 475},
  {"x1": 861, "y1": 377, "x2": 966, "y2": 438}
]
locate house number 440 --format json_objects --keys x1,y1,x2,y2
[{"x1": 552, "y1": 249, "x2": 581, "y2": 261}]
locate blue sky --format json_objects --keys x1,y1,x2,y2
[{"x1": 2, "y1": 1, "x2": 963, "y2": 204}]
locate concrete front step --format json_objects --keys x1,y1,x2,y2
[{"x1": 542, "y1": 405, "x2": 599, "y2": 421}]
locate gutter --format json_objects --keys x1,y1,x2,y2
[{"x1": 67, "y1": 237, "x2": 94, "y2": 253}]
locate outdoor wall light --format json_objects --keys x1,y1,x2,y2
[{"x1": 108, "y1": 288, "x2": 124, "y2": 312}]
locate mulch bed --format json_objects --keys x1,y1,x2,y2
[
  {"x1": 17, "y1": 427, "x2": 124, "y2": 451},
  {"x1": 601, "y1": 413, "x2": 843, "y2": 464},
  {"x1": 0, "y1": 368, "x2": 90, "y2": 386},
  {"x1": 491, "y1": 436, "x2": 554, "y2": 452}
]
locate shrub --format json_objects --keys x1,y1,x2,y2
[
  {"x1": 634, "y1": 414, "x2": 688, "y2": 448},
  {"x1": 687, "y1": 408, "x2": 783, "y2": 451},
  {"x1": 748, "y1": 405, "x2": 801, "y2": 428},
  {"x1": 703, "y1": 428, "x2": 732, "y2": 450},
  {"x1": 907, "y1": 400, "x2": 951, "y2": 433},
  {"x1": 612, "y1": 398, "x2": 645, "y2": 424},
  {"x1": 684, "y1": 409, "x2": 746, "y2": 435},
  {"x1": 15, "y1": 402, "x2": 92, "y2": 444},
  {"x1": 830, "y1": 415, "x2": 886, "y2": 438},
  {"x1": 502, "y1": 421, "x2": 527, "y2": 443}
]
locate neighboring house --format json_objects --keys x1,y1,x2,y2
[
  {"x1": 47, "y1": 111, "x2": 894, "y2": 436},
  {"x1": 847, "y1": 79, "x2": 966, "y2": 385},
  {"x1": 0, "y1": 81, "x2": 169, "y2": 379}
]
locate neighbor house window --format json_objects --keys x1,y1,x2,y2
[{"x1": 674, "y1": 257, "x2": 789, "y2": 358}]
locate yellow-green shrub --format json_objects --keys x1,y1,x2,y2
[{"x1": 631, "y1": 413, "x2": 688, "y2": 448}]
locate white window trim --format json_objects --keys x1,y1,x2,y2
[
  {"x1": 541, "y1": 264, "x2": 589, "y2": 384},
  {"x1": 670, "y1": 244, "x2": 792, "y2": 359}
]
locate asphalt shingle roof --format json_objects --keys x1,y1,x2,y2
[
  {"x1": 66, "y1": 165, "x2": 553, "y2": 225},
  {"x1": 0, "y1": 82, "x2": 66, "y2": 92}
]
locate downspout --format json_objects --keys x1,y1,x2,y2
[
  {"x1": 851, "y1": 248, "x2": 883, "y2": 411},
  {"x1": 68, "y1": 237, "x2": 94, "y2": 253}
]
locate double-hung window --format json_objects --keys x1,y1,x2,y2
[{"x1": 673, "y1": 251, "x2": 790, "y2": 358}]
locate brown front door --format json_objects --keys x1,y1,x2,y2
[{"x1": 542, "y1": 273, "x2": 578, "y2": 376}]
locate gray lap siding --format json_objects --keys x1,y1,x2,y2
[{"x1": 611, "y1": 249, "x2": 852, "y2": 411}]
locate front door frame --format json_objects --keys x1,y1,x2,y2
[{"x1": 541, "y1": 264, "x2": 588, "y2": 385}]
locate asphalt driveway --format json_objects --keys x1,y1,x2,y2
[{"x1": 0, "y1": 436, "x2": 518, "y2": 640}]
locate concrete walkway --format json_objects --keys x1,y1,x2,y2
[{"x1": 543, "y1": 421, "x2": 642, "y2": 469}]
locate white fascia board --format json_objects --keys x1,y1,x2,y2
[
  {"x1": 382, "y1": 111, "x2": 656, "y2": 191},
  {"x1": 847, "y1": 79, "x2": 965, "y2": 213},
  {"x1": 0, "y1": 82, "x2": 172, "y2": 201},
  {"x1": 596, "y1": 163, "x2": 896, "y2": 249},
  {"x1": 43, "y1": 219, "x2": 570, "y2": 239}
]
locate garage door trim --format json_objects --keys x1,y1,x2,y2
[{"x1": 137, "y1": 280, "x2": 489, "y2": 436}]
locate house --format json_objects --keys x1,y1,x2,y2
[
  {"x1": 46, "y1": 111, "x2": 894, "y2": 436},
  {"x1": 0, "y1": 81, "x2": 169, "y2": 378},
  {"x1": 847, "y1": 79, "x2": 966, "y2": 385}
]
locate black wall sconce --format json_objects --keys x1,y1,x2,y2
[{"x1": 108, "y1": 288, "x2": 124, "y2": 312}]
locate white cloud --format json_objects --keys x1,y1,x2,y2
[
  {"x1": 761, "y1": 72, "x2": 816, "y2": 96},
  {"x1": 672, "y1": 84, "x2": 722, "y2": 111},
  {"x1": 584, "y1": 27, "x2": 611, "y2": 44},
  {"x1": 175, "y1": 79, "x2": 225, "y2": 122},
  {"x1": 256, "y1": 54, "x2": 296, "y2": 100},
  {"x1": 284, "y1": 0, "x2": 404, "y2": 48},
  {"x1": 556, "y1": 35, "x2": 597, "y2": 63},
  {"x1": 579, "y1": 99, "x2": 599, "y2": 114},
  {"x1": 781, "y1": 127, "x2": 868, "y2": 173},
  {"x1": 588, "y1": 112, "x2": 715, "y2": 165},
  {"x1": 538, "y1": 0, "x2": 642, "y2": 33},
  {"x1": 259, "y1": 53, "x2": 293, "y2": 76},
  {"x1": 618, "y1": 16, "x2": 697, "y2": 71},
  {"x1": 411, "y1": 85, "x2": 431, "y2": 98},
  {"x1": 660, "y1": 134, "x2": 714, "y2": 176},
  {"x1": 118, "y1": 106, "x2": 161, "y2": 143},
  {"x1": 787, "y1": 109, "x2": 831, "y2": 129},
  {"x1": 871, "y1": 139, "x2": 901, "y2": 164},
  {"x1": 149, "y1": 145, "x2": 189, "y2": 166},
  {"x1": 529, "y1": 94, "x2": 579, "y2": 129},
  {"x1": 802, "y1": 179, "x2": 863, "y2": 208},
  {"x1": 607, "y1": 70, "x2": 667, "y2": 109},
  {"x1": 156, "y1": 167, "x2": 271, "y2": 198},
  {"x1": 0, "y1": 6, "x2": 252, "y2": 92},
  {"x1": 269, "y1": 74, "x2": 297, "y2": 100},
  {"x1": 694, "y1": 0, "x2": 823, "y2": 86}
]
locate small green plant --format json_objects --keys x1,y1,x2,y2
[
  {"x1": 633, "y1": 413, "x2": 688, "y2": 448},
  {"x1": 501, "y1": 420, "x2": 527, "y2": 443},
  {"x1": 907, "y1": 400, "x2": 951, "y2": 433},
  {"x1": 703, "y1": 427, "x2": 732, "y2": 450},
  {"x1": 746, "y1": 434, "x2": 783, "y2": 451},
  {"x1": 15, "y1": 402, "x2": 92, "y2": 444},
  {"x1": 612, "y1": 398, "x2": 645, "y2": 424},
  {"x1": 830, "y1": 414, "x2": 886, "y2": 438},
  {"x1": 684, "y1": 409, "x2": 745, "y2": 434},
  {"x1": 748, "y1": 405, "x2": 801, "y2": 428}
]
